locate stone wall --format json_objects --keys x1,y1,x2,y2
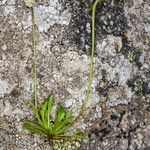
[{"x1": 0, "y1": 0, "x2": 150, "y2": 149}]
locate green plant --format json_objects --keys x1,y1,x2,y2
[
  {"x1": 24, "y1": 96, "x2": 85, "y2": 140},
  {"x1": 72, "y1": 0, "x2": 104, "y2": 123},
  {"x1": 24, "y1": 0, "x2": 84, "y2": 143},
  {"x1": 23, "y1": 0, "x2": 105, "y2": 148}
]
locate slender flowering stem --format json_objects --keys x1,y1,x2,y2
[
  {"x1": 31, "y1": 7, "x2": 38, "y2": 108},
  {"x1": 72, "y1": 0, "x2": 103, "y2": 123}
]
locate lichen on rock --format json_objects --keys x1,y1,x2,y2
[{"x1": 0, "y1": 0, "x2": 150, "y2": 149}]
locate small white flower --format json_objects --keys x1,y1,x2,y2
[{"x1": 24, "y1": 0, "x2": 36, "y2": 7}]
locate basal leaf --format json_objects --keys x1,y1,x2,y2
[
  {"x1": 40, "y1": 100, "x2": 48, "y2": 128},
  {"x1": 24, "y1": 121, "x2": 46, "y2": 135},
  {"x1": 53, "y1": 110, "x2": 73, "y2": 133},
  {"x1": 53, "y1": 117, "x2": 71, "y2": 134},
  {"x1": 74, "y1": 130, "x2": 84, "y2": 135},
  {"x1": 56, "y1": 123, "x2": 72, "y2": 134},
  {"x1": 48, "y1": 122, "x2": 53, "y2": 134},
  {"x1": 56, "y1": 105, "x2": 65, "y2": 122},
  {"x1": 47, "y1": 96, "x2": 53, "y2": 128},
  {"x1": 65, "y1": 111, "x2": 73, "y2": 119},
  {"x1": 53, "y1": 105, "x2": 66, "y2": 132},
  {"x1": 30, "y1": 103, "x2": 44, "y2": 127}
]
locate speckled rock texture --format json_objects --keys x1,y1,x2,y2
[{"x1": 0, "y1": 0, "x2": 150, "y2": 150}]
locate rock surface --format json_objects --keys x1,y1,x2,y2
[{"x1": 0, "y1": 0, "x2": 150, "y2": 149}]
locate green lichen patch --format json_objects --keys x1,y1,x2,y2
[
  {"x1": 96, "y1": 70, "x2": 118, "y2": 97},
  {"x1": 81, "y1": 99, "x2": 149, "y2": 150},
  {"x1": 64, "y1": 0, "x2": 127, "y2": 55},
  {"x1": 127, "y1": 48, "x2": 141, "y2": 62},
  {"x1": 121, "y1": 38, "x2": 142, "y2": 68},
  {"x1": 95, "y1": 0, "x2": 127, "y2": 36},
  {"x1": 127, "y1": 76, "x2": 150, "y2": 95},
  {"x1": 53, "y1": 139, "x2": 81, "y2": 150},
  {"x1": 63, "y1": 0, "x2": 92, "y2": 54}
]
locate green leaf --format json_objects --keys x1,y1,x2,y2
[
  {"x1": 56, "y1": 123, "x2": 72, "y2": 134},
  {"x1": 53, "y1": 105, "x2": 66, "y2": 132},
  {"x1": 65, "y1": 111, "x2": 73, "y2": 119},
  {"x1": 54, "y1": 110, "x2": 73, "y2": 133},
  {"x1": 39, "y1": 100, "x2": 48, "y2": 128},
  {"x1": 48, "y1": 122, "x2": 53, "y2": 133},
  {"x1": 24, "y1": 0, "x2": 36, "y2": 7},
  {"x1": 56, "y1": 105, "x2": 65, "y2": 122},
  {"x1": 30, "y1": 103, "x2": 44, "y2": 127},
  {"x1": 53, "y1": 118, "x2": 71, "y2": 134},
  {"x1": 25, "y1": 97, "x2": 84, "y2": 140},
  {"x1": 47, "y1": 96, "x2": 53, "y2": 128},
  {"x1": 23, "y1": 121, "x2": 46, "y2": 135}
]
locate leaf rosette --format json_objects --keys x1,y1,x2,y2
[{"x1": 24, "y1": 96, "x2": 85, "y2": 140}]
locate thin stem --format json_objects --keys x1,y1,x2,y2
[
  {"x1": 72, "y1": 0, "x2": 100, "y2": 123},
  {"x1": 31, "y1": 7, "x2": 38, "y2": 108}
]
